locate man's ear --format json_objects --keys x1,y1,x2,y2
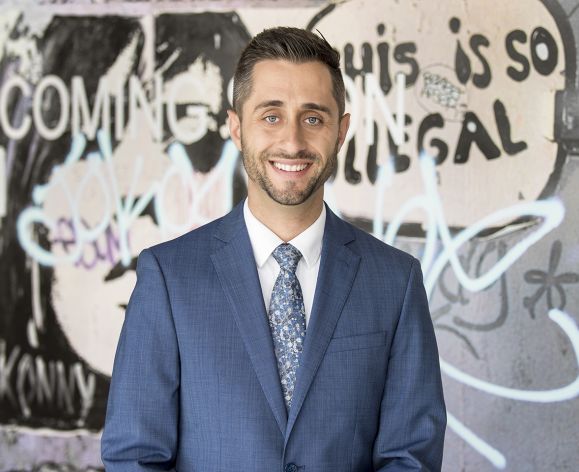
[
  {"x1": 227, "y1": 109, "x2": 242, "y2": 151},
  {"x1": 337, "y1": 113, "x2": 351, "y2": 152}
]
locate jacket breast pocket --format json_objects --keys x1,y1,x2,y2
[{"x1": 326, "y1": 330, "x2": 388, "y2": 353}]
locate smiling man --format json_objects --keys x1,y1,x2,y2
[{"x1": 102, "y1": 27, "x2": 446, "y2": 471}]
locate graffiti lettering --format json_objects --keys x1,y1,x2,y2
[
  {"x1": 50, "y1": 218, "x2": 122, "y2": 270},
  {"x1": 71, "y1": 76, "x2": 111, "y2": 142},
  {"x1": 373, "y1": 154, "x2": 577, "y2": 469},
  {"x1": 0, "y1": 340, "x2": 95, "y2": 422},
  {"x1": 505, "y1": 27, "x2": 559, "y2": 81},
  {"x1": 451, "y1": 19, "x2": 492, "y2": 89},
  {"x1": 0, "y1": 75, "x2": 33, "y2": 140},
  {"x1": 344, "y1": 25, "x2": 419, "y2": 95},
  {"x1": 416, "y1": 99, "x2": 526, "y2": 166},
  {"x1": 450, "y1": 17, "x2": 559, "y2": 88},
  {"x1": 0, "y1": 74, "x2": 211, "y2": 143},
  {"x1": 16, "y1": 132, "x2": 239, "y2": 267},
  {"x1": 343, "y1": 74, "x2": 526, "y2": 182}
]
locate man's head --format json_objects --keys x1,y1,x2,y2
[
  {"x1": 233, "y1": 27, "x2": 345, "y2": 120},
  {"x1": 228, "y1": 27, "x2": 349, "y2": 212}
]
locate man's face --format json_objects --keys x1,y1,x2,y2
[{"x1": 228, "y1": 59, "x2": 349, "y2": 208}]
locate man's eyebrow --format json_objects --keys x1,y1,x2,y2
[
  {"x1": 253, "y1": 100, "x2": 333, "y2": 115},
  {"x1": 301, "y1": 103, "x2": 332, "y2": 115},
  {"x1": 254, "y1": 100, "x2": 284, "y2": 111}
]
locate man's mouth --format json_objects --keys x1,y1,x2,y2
[{"x1": 271, "y1": 161, "x2": 311, "y2": 172}]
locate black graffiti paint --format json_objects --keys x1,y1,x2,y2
[
  {"x1": 339, "y1": 17, "x2": 549, "y2": 183},
  {"x1": 469, "y1": 34, "x2": 492, "y2": 88},
  {"x1": 344, "y1": 136, "x2": 362, "y2": 184},
  {"x1": 344, "y1": 25, "x2": 419, "y2": 95},
  {"x1": 505, "y1": 26, "x2": 559, "y2": 81},
  {"x1": 494, "y1": 99, "x2": 527, "y2": 155},
  {"x1": 344, "y1": 42, "x2": 373, "y2": 93},
  {"x1": 303, "y1": 0, "x2": 573, "y2": 242},
  {"x1": 453, "y1": 241, "x2": 509, "y2": 332},
  {"x1": 0, "y1": 16, "x2": 145, "y2": 431},
  {"x1": 450, "y1": 17, "x2": 471, "y2": 86},
  {"x1": 346, "y1": 115, "x2": 411, "y2": 185},
  {"x1": 505, "y1": 30, "x2": 530, "y2": 81},
  {"x1": 156, "y1": 13, "x2": 250, "y2": 175},
  {"x1": 454, "y1": 111, "x2": 501, "y2": 163},
  {"x1": 531, "y1": 27, "x2": 558, "y2": 76},
  {"x1": 454, "y1": 100, "x2": 529, "y2": 164},
  {"x1": 418, "y1": 113, "x2": 448, "y2": 165},
  {"x1": 394, "y1": 42, "x2": 420, "y2": 91},
  {"x1": 523, "y1": 240, "x2": 579, "y2": 319},
  {"x1": 387, "y1": 114, "x2": 412, "y2": 173},
  {"x1": 0, "y1": 340, "x2": 96, "y2": 427},
  {"x1": 451, "y1": 21, "x2": 560, "y2": 88},
  {"x1": 344, "y1": 134, "x2": 362, "y2": 185},
  {"x1": 366, "y1": 123, "x2": 379, "y2": 184},
  {"x1": 349, "y1": 99, "x2": 527, "y2": 181},
  {"x1": 450, "y1": 18, "x2": 492, "y2": 88},
  {"x1": 432, "y1": 241, "x2": 509, "y2": 359},
  {"x1": 0, "y1": 13, "x2": 251, "y2": 431}
]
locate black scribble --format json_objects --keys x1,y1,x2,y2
[
  {"x1": 437, "y1": 243, "x2": 475, "y2": 306},
  {"x1": 453, "y1": 242, "x2": 508, "y2": 332},
  {"x1": 433, "y1": 241, "x2": 509, "y2": 358},
  {"x1": 523, "y1": 240, "x2": 579, "y2": 318},
  {"x1": 436, "y1": 323, "x2": 480, "y2": 359}
]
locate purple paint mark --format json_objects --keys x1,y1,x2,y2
[{"x1": 49, "y1": 218, "x2": 123, "y2": 270}]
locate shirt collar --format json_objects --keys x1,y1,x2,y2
[{"x1": 243, "y1": 199, "x2": 326, "y2": 269}]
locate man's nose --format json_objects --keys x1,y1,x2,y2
[{"x1": 280, "y1": 120, "x2": 307, "y2": 156}]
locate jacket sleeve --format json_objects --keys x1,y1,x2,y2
[
  {"x1": 373, "y1": 258, "x2": 447, "y2": 471},
  {"x1": 101, "y1": 248, "x2": 179, "y2": 471}
]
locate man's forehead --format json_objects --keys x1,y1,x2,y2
[
  {"x1": 251, "y1": 59, "x2": 332, "y2": 81},
  {"x1": 247, "y1": 59, "x2": 337, "y2": 109}
]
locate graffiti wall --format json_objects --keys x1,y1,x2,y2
[{"x1": 0, "y1": 0, "x2": 578, "y2": 470}]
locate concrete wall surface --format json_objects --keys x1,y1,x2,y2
[{"x1": 0, "y1": 0, "x2": 578, "y2": 470}]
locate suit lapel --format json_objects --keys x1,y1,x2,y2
[
  {"x1": 285, "y1": 207, "x2": 361, "y2": 441},
  {"x1": 210, "y1": 204, "x2": 288, "y2": 435}
]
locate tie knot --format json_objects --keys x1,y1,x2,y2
[{"x1": 272, "y1": 243, "x2": 302, "y2": 273}]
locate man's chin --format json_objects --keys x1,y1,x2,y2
[
  {"x1": 268, "y1": 194, "x2": 310, "y2": 206},
  {"x1": 265, "y1": 187, "x2": 315, "y2": 206}
]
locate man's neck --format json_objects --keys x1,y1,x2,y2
[{"x1": 247, "y1": 192, "x2": 324, "y2": 242}]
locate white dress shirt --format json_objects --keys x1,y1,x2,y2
[{"x1": 243, "y1": 199, "x2": 326, "y2": 327}]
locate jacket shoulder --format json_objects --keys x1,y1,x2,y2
[
  {"x1": 144, "y1": 211, "x2": 229, "y2": 263},
  {"x1": 346, "y1": 220, "x2": 417, "y2": 274}
]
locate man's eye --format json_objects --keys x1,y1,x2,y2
[
  {"x1": 264, "y1": 115, "x2": 279, "y2": 124},
  {"x1": 305, "y1": 116, "x2": 321, "y2": 125}
]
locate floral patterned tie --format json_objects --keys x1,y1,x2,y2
[{"x1": 268, "y1": 243, "x2": 307, "y2": 410}]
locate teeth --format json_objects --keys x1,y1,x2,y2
[{"x1": 272, "y1": 162, "x2": 309, "y2": 172}]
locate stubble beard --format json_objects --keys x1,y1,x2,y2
[{"x1": 241, "y1": 141, "x2": 339, "y2": 206}]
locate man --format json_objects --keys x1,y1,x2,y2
[{"x1": 102, "y1": 27, "x2": 446, "y2": 471}]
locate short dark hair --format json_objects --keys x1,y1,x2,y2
[{"x1": 233, "y1": 27, "x2": 345, "y2": 118}]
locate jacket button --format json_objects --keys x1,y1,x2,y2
[{"x1": 285, "y1": 464, "x2": 298, "y2": 472}]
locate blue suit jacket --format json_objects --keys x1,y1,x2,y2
[{"x1": 101, "y1": 203, "x2": 446, "y2": 471}]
